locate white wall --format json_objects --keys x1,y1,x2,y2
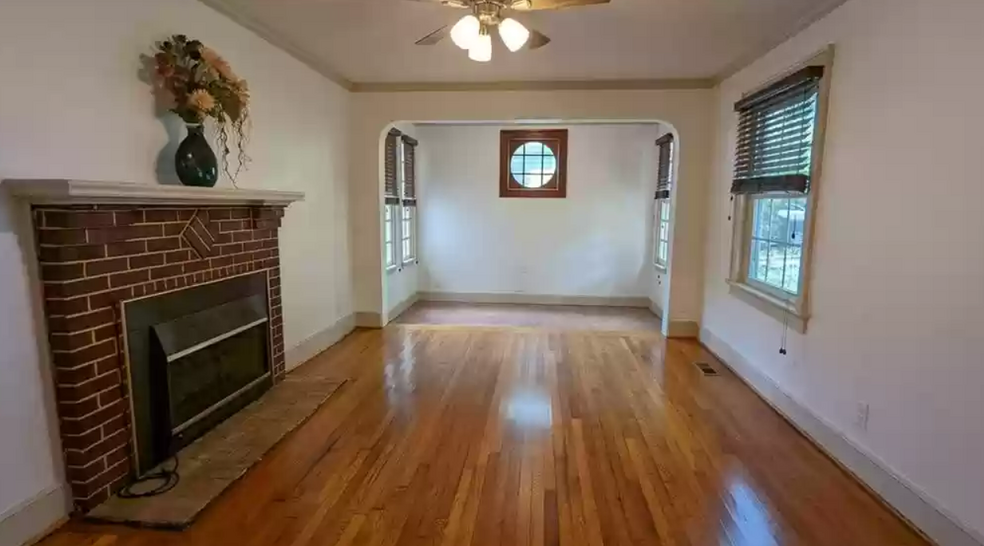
[
  {"x1": 702, "y1": 0, "x2": 984, "y2": 541},
  {"x1": 350, "y1": 90, "x2": 714, "y2": 327},
  {"x1": 415, "y1": 124, "x2": 660, "y2": 300},
  {"x1": 0, "y1": 0, "x2": 350, "y2": 542},
  {"x1": 382, "y1": 123, "x2": 420, "y2": 322}
]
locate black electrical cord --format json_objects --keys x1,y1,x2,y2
[{"x1": 117, "y1": 455, "x2": 180, "y2": 498}]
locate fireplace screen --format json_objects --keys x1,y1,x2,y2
[{"x1": 123, "y1": 273, "x2": 272, "y2": 475}]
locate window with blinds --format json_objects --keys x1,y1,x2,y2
[
  {"x1": 731, "y1": 66, "x2": 823, "y2": 195},
  {"x1": 401, "y1": 135, "x2": 418, "y2": 206},
  {"x1": 384, "y1": 129, "x2": 401, "y2": 205},
  {"x1": 654, "y1": 134, "x2": 674, "y2": 200}
]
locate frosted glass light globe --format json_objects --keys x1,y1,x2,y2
[
  {"x1": 451, "y1": 15, "x2": 480, "y2": 50},
  {"x1": 499, "y1": 18, "x2": 531, "y2": 52},
  {"x1": 468, "y1": 33, "x2": 493, "y2": 62}
]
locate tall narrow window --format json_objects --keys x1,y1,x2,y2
[
  {"x1": 384, "y1": 128, "x2": 401, "y2": 271},
  {"x1": 384, "y1": 205, "x2": 396, "y2": 270},
  {"x1": 400, "y1": 134, "x2": 418, "y2": 263},
  {"x1": 654, "y1": 199, "x2": 671, "y2": 269},
  {"x1": 401, "y1": 205, "x2": 414, "y2": 263},
  {"x1": 728, "y1": 58, "x2": 830, "y2": 333},
  {"x1": 653, "y1": 133, "x2": 674, "y2": 269}
]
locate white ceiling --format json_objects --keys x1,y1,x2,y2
[{"x1": 203, "y1": 0, "x2": 844, "y2": 84}]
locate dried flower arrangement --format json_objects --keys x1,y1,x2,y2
[{"x1": 152, "y1": 34, "x2": 252, "y2": 184}]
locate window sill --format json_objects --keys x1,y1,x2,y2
[
  {"x1": 727, "y1": 280, "x2": 809, "y2": 334},
  {"x1": 653, "y1": 264, "x2": 667, "y2": 273},
  {"x1": 386, "y1": 266, "x2": 398, "y2": 275},
  {"x1": 402, "y1": 259, "x2": 417, "y2": 267}
]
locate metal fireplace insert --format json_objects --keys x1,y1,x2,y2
[{"x1": 122, "y1": 273, "x2": 272, "y2": 475}]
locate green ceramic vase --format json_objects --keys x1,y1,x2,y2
[{"x1": 175, "y1": 124, "x2": 218, "y2": 187}]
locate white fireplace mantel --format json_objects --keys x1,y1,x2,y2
[{"x1": 3, "y1": 179, "x2": 305, "y2": 207}]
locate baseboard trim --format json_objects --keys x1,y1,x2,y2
[
  {"x1": 649, "y1": 300, "x2": 663, "y2": 320},
  {"x1": 699, "y1": 327, "x2": 984, "y2": 546},
  {"x1": 387, "y1": 293, "x2": 419, "y2": 324},
  {"x1": 285, "y1": 314, "x2": 356, "y2": 371},
  {"x1": 666, "y1": 320, "x2": 699, "y2": 339},
  {"x1": 419, "y1": 292, "x2": 651, "y2": 308},
  {"x1": 0, "y1": 485, "x2": 70, "y2": 546},
  {"x1": 354, "y1": 312, "x2": 383, "y2": 329}
]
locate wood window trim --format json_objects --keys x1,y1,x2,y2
[
  {"x1": 499, "y1": 129, "x2": 568, "y2": 198},
  {"x1": 726, "y1": 47, "x2": 835, "y2": 335}
]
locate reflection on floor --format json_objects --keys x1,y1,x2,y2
[
  {"x1": 41, "y1": 305, "x2": 928, "y2": 546},
  {"x1": 395, "y1": 300, "x2": 662, "y2": 331}
]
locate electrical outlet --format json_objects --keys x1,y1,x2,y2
[{"x1": 855, "y1": 402, "x2": 870, "y2": 431}]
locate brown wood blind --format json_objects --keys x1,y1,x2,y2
[
  {"x1": 654, "y1": 133, "x2": 674, "y2": 200},
  {"x1": 732, "y1": 66, "x2": 823, "y2": 195},
  {"x1": 402, "y1": 134, "x2": 418, "y2": 206},
  {"x1": 384, "y1": 129, "x2": 401, "y2": 205}
]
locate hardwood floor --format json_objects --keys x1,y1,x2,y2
[{"x1": 40, "y1": 314, "x2": 930, "y2": 546}]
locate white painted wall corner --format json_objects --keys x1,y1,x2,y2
[
  {"x1": 386, "y1": 293, "x2": 419, "y2": 325},
  {"x1": 285, "y1": 314, "x2": 357, "y2": 371}
]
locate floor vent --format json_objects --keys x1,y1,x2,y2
[{"x1": 693, "y1": 361, "x2": 719, "y2": 376}]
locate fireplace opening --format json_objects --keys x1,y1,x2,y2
[{"x1": 123, "y1": 273, "x2": 272, "y2": 476}]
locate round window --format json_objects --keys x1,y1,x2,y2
[{"x1": 509, "y1": 142, "x2": 558, "y2": 188}]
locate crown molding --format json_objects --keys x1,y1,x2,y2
[
  {"x1": 349, "y1": 78, "x2": 715, "y2": 93},
  {"x1": 197, "y1": 0, "x2": 354, "y2": 90}
]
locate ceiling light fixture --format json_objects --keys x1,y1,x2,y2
[
  {"x1": 450, "y1": 15, "x2": 480, "y2": 49},
  {"x1": 498, "y1": 18, "x2": 530, "y2": 52},
  {"x1": 468, "y1": 29, "x2": 493, "y2": 62}
]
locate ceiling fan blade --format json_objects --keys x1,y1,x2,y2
[
  {"x1": 406, "y1": 0, "x2": 470, "y2": 8},
  {"x1": 509, "y1": 0, "x2": 610, "y2": 11},
  {"x1": 415, "y1": 25, "x2": 450, "y2": 46},
  {"x1": 528, "y1": 29, "x2": 552, "y2": 49}
]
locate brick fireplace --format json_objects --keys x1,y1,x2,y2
[{"x1": 7, "y1": 179, "x2": 303, "y2": 512}]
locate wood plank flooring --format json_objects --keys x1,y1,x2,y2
[{"x1": 40, "y1": 314, "x2": 930, "y2": 546}]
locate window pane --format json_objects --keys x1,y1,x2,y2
[
  {"x1": 658, "y1": 242, "x2": 669, "y2": 262},
  {"x1": 783, "y1": 246, "x2": 802, "y2": 294},
  {"x1": 542, "y1": 154, "x2": 557, "y2": 175},
  {"x1": 786, "y1": 197, "x2": 807, "y2": 245},
  {"x1": 511, "y1": 154, "x2": 525, "y2": 177},
  {"x1": 749, "y1": 239, "x2": 768, "y2": 282},
  {"x1": 521, "y1": 173, "x2": 544, "y2": 188},
  {"x1": 765, "y1": 243, "x2": 786, "y2": 288},
  {"x1": 753, "y1": 199, "x2": 770, "y2": 239},
  {"x1": 523, "y1": 154, "x2": 544, "y2": 174},
  {"x1": 521, "y1": 142, "x2": 545, "y2": 155},
  {"x1": 769, "y1": 199, "x2": 790, "y2": 241}
]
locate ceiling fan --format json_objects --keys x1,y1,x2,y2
[{"x1": 411, "y1": 0, "x2": 611, "y2": 62}]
